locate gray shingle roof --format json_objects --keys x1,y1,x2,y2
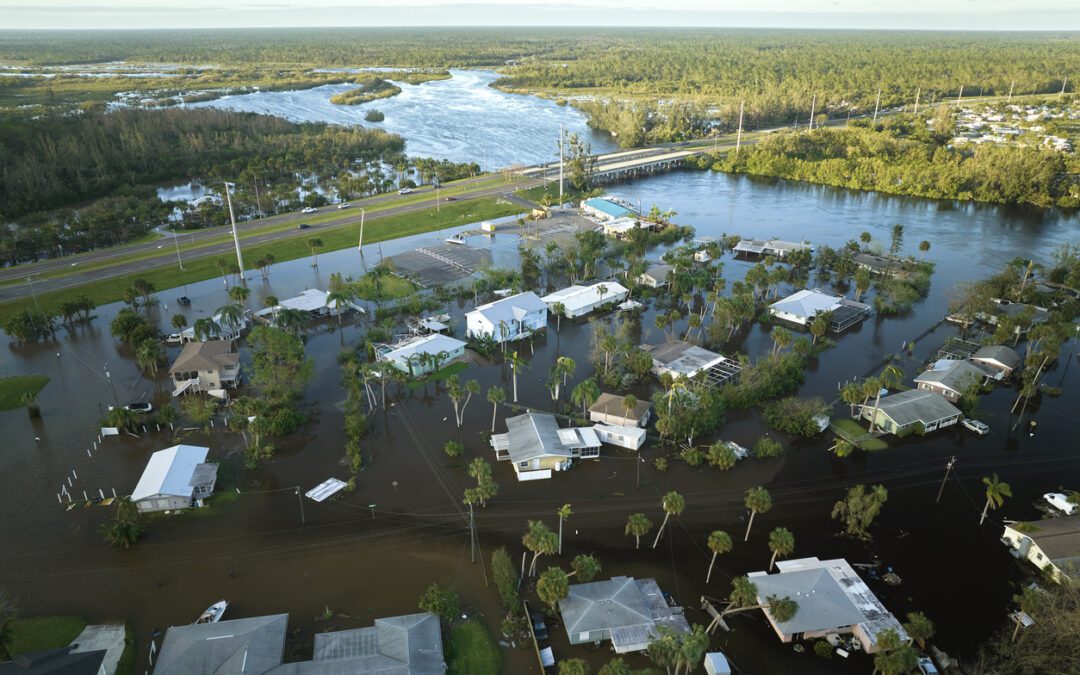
[
  {"x1": 0, "y1": 647, "x2": 106, "y2": 675},
  {"x1": 971, "y1": 345, "x2": 1022, "y2": 371},
  {"x1": 559, "y1": 577, "x2": 689, "y2": 645},
  {"x1": 276, "y1": 613, "x2": 445, "y2": 675},
  {"x1": 590, "y1": 393, "x2": 650, "y2": 420},
  {"x1": 169, "y1": 340, "x2": 239, "y2": 374},
  {"x1": 1018, "y1": 514, "x2": 1080, "y2": 563},
  {"x1": 155, "y1": 614, "x2": 288, "y2": 675},
  {"x1": 875, "y1": 389, "x2": 961, "y2": 427},
  {"x1": 914, "y1": 360, "x2": 989, "y2": 392}
]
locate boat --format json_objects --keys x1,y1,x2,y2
[
  {"x1": 194, "y1": 600, "x2": 228, "y2": 624},
  {"x1": 617, "y1": 299, "x2": 643, "y2": 312},
  {"x1": 961, "y1": 418, "x2": 990, "y2": 436},
  {"x1": 1043, "y1": 492, "x2": 1077, "y2": 515},
  {"x1": 445, "y1": 233, "x2": 467, "y2": 245}
]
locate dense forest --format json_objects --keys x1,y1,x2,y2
[{"x1": 703, "y1": 115, "x2": 1080, "y2": 208}]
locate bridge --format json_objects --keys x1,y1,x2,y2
[{"x1": 518, "y1": 146, "x2": 704, "y2": 184}]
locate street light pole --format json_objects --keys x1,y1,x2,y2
[
  {"x1": 936, "y1": 456, "x2": 957, "y2": 504},
  {"x1": 172, "y1": 229, "x2": 184, "y2": 271},
  {"x1": 223, "y1": 182, "x2": 244, "y2": 278},
  {"x1": 295, "y1": 487, "x2": 306, "y2": 526},
  {"x1": 25, "y1": 274, "x2": 40, "y2": 312}
]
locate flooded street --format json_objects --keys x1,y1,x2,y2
[
  {"x1": 2, "y1": 162, "x2": 1079, "y2": 671},
  {"x1": 188, "y1": 69, "x2": 618, "y2": 171}
]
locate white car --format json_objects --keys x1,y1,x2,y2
[
  {"x1": 962, "y1": 418, "x2": 990, "y2": 436},
  {"x1": 1044, "y1": 492, "x2": 1077, "y2": 515},
  {"x1": 301, "y1": 206, "x2": 317, "y2": 214},
  {"x1": 337, "y1": 202, "x2": 351, "y2": 209},
  {"x1": 398, "y1": 188, "x2": 413, "y2": 195}
]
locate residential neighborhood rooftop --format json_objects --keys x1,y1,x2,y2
[
  {"x1": 131, "y1": 445, "x2": 215, "y2": 503},
  {"x1": 559, "y1": 576, "x2": 690, "y2": 653},
  {"x1": 1011, "y1": 515, "x2": 1080, "y2": 570},
  {"x1": 168, "y1": 340, "x2": 239, "y2": 375},
  {"x1": 491, "y1": 412, "x2": 600, "y2": 465},
  {"x1": 468, "y1": 291, "x2": 547, "y2": 326},
  {"x1": 874, "y1": 389, "x2": 962, "y2": 427}
]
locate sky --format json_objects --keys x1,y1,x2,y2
[{"x1": 1, "y1": 0, "x2": 1078, "y2": 31}]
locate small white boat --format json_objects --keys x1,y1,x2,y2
[
  {"x1": 961, "y1": 418, "x2": 990, "y2": 436},
  {"x1": 445, "y1": 233, "x2": 467, "y2": 245},
  {"x1": 1044, "y1": 492, "x2": 1077, "y2": 515},
  {"x1": 194, "y1": 600, "x2": 228, "y2": 624},
  {"x1": 617, "y1": 299, "x2": 643, "y2": 312}
]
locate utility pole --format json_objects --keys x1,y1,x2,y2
[
  {"x1": 172, "y1": 230, "x2": 184, "y2": 271},
  {"x1": 735, "y1": 101, "x2": 745, "y2": 155},
  {"x1": 1007, "y1": 80, "x2": 1015, "y2": 101},
  {"x1": 295, "y1": 487, "x2": 306, "y2": 525},
  {"x1": 636, "y1": 454, "x2": 642, "y2": 488},
  {"x1": 104, "y1": 362, "x2": 119, "y2": 406},
  {"x1": 558, "y1": 125, "x2": 565, "y2": 205},
  {"x1": 253, "y1": 176, "x2": 263, "y2": 218},
  {"x1": 913, "y1": 87, "x2": 921, "y2": 117},
  {"x1": 224, "y1": 182, "x2": 244, "y2": 278},
  {"x1": 936, "y1": 456, "x2": 957, "y2": 504},
  {"x1": 1060, "y1": 77, "x2": 1069, "y2": 99},
  {"x1": 25, "y1": 274, "x2": 40, "y2": 312},
  {"x1": 956, "y1": 85, "x2": 964, "y2": 108},
  {"x1": 872, "y1": 88, "x2": 881, "y2": 123},
  {"x1": 808, "y1": 94, "x2": 816, "y2": 131},
  {"x1": 469, "y1": 502, "x2": 477, "y2": 563}
]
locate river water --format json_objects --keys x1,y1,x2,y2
[
  {"x1": 188, "y1": 69, "x2": 617, "y2": 171},
  {"x1": 2, "y1": 78, "x2": 1079, "y2": 674}
]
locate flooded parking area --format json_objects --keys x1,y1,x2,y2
[{"x1": 388, "y1": 243, "x2": 491, "y2": 287}]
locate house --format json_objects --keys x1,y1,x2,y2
[
  {"x1": 643, "y1": 340, "x2": 742, "y2": 386},
  {"x1": 0, "y1": 647, "x2": 106, "y2": 675},
  {"x1": 769, "y1": 289, "x2": 871, "y2": 332},
  {"x1": 131, "y1": 445, "x2": 218, "y2": 513},
  {"x1": 748, "y1": 557, "x2": 909, "y2": 654},
  {"x1": 852, "y1": 252, "x2": 902, "y2": 276},
  {"x1": 970, "y1": 345, "x2": 1023, "y2": 377},
  {"x1": 914, "y1": 359, "x2": 993, "y2": 402},
  {"x1": 602, "y1": 217, "x2": 651, "y2": 239},
  {"x1": 376, "y1": 334, "x2": 467, "y2": 375},
  {"x1": 1002, "y1": 515, "x2": 1080, "y2": 583},
  {"x1": 861, "y1": 389, "x2": 962, "y2": 436},
  {"x1": 733, "y1": 239, "x2": 813, "y2": 260},
  {"x1": 542, "y1": 282, "x2": 629, "y2": 319},
  {"x1": 169, "y1": 340, "x2": 241, "y2": 396},
  {"x1": 979, "y1": 300, "x2": 1049, "y2": 335},
  {"x1": 582, "y1": 197, "x2": 635, "y2": 222},
  {"x1": 589, "y1": 392, "x2": 652, "y2": 428},
  {"x1": 154, "y1": 612, "x2": 445, "y2": 675},
  {"x1": 592, "y1": 424, "x2": 647, "y2": 450},
  {"x1": 559, "y1": 576, "x2": 690, "y2": 653},
  {"x1": 177, "y1": 311, "x2": 250, "y2": 342},
  {"x1": 491, "y1": 412, "x2": 601, "y2": 481},
  {"x1": 638, "y1": 265, "x2": 674, "y2": 288},
  {"x1": 465, "y1": 291, "x2": 547, "y2": 343},
  {"x1": 254, "y1": 288, "x2": 363, "y2": 324}
]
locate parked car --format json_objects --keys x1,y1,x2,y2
[
  {"x1": 444, "y1": 196, "x2": 457, "y2": 202},
  {"x1": 530, "y1": 612, "x2": 548, "y2": 641},
  {"x1": 297, "y1": 223, "x2": 310, "y2": 230},
  {"x1": 176, "y1": 296, "x2": 191, "y2": 306},
  {"x1": 164, "y1": 333, "x2": 184, "y2": 345},
  {"x1": 1044, "y1": 492, "x2": 1077, "y2": 515},
  {"x1": 917, "y1": 656, "x2": 940, "y2": 675},
  {"x1": 337, "y1": 202, "x2": 351, "y2": 209},
  {"x1": 398, "y1": 187, "x2": 413, "y2": 195},
  {"x1": 301, "y1": 206, "x2": 317, "y2": 214},
  {"x1": 124, "y1": 402, "x2": 154, "y2": 414},
  {"x1": 961, "y1": 418, "x2": 990, "y2": 436}
]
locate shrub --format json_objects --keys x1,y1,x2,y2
[
  {"x1": 444, "y1": 440, "x2": 465, "y2": 458},
  {"x1": 753, "y1": 436, "x2": 784, "y2": 458},
  {"x1": 762, "y1": 397, "x2": 828, "y2": 437}
]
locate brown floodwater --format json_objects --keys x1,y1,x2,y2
[{"x1": 2, "y1": 170, "x2": 1078, "y2": 674}]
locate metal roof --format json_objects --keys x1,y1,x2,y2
[
  {"x1": 971, "y1": 345, "x2": 1022, "y2": 370},
  {"x1": 582, "y1": 198, "x2": 634, "y2": 219},
  {"x1": 875, "y1": 389, "x2": 961, "y2": 427},
  {"x1": 132, "y1": 445, "x2": 210, "y2": 501},
  {"x1": 541, "y1": 282, "x2": 629, "y2": 313},
  {"x1": 306, "y1": 478, "x2": 348, "y2": 503},
  {"x1": 382, "y1": 334, "x2": 466, "y2": 363},
  {"x1": 559, "y1": 577, "x2": 689, "y2": 648},
  {"x1": 769, "y1": 288, "x2": 843, "y2": 319},
  {"x1": 493, "y1": 412, "x2": 600, "y2": 464},
  {"x1": 467, "y1": 291, "x2": 546, "y2": 328},
  {"x1": 287, "y1": 613, "x2": 445, "y2": 675},
  {"x1": 155, "y1": 614, "x2": 288, "y2": 675}
]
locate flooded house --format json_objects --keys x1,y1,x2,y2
[
  {"x1": 174, "y1": 311, "x2": 250, "y2": 343},
  {"x1": 970, "y1": 345, "x2": 1023, "y2": 378},
  {"x1": 169, "y1": 340, "x2": 241, "y2": 397},
  {"x1": 542, "y1": 281, "x2": 629, "y2": 319},
  {"x1": 254, "y1": 288, "x2": 362, "y2": 325},
  {"x1": 465, "y1": 291, "x2": 547, "y2": 343},
  {"x1": 1001, "y1": 515, "x2": 1080, "y2": 583},
  {"x1": 852, "y1": 252, "x2": 903, "y2": 276},
  {"x1": 601, "y1": 217, "x2": 651, "y2": 239},
  {"x1": 769, "y1": 288, "x2": 871, "y2": 332},
  {"x1": 589, "y1": 392, "x2": 652, "y2": 428},
  {"x1": 748, "y1": 557, "x2": 909, "y2": 654},
  {"x1": 638, "y1": 264, "x2": 674, "y2": 288},
  {"x1": 732, "y1": 239, "x2": 813, "y2": 260},
  {"x1": 914, "y1": 359, "x2": 995, "y2": 402},
  {"x1": 131, "y1": 445, "x2": 218, "y2": 513},
  {"x1": 490, "y1": 412, "x2": 601, "y2": 480},
  {"x1": 643, "y1": 340, "x2": 742, "y2": 386},
  {"x1": 591, "y1": 423, "x2": 647, "y2": 450},
  {"x1": 559, "y1": 576, "x2": 690, "y2": 654},
  {"x1": 375, "y1": 333, "x2": 467, "y2": 375},
  {"x1": 860, "y1": 389, "x2": 962, "y2": 436},
  {"x1": 581, "y1": 197, "x2": 637, "y2": 222}
]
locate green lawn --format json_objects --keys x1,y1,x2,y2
[
  {"x1": 447, "y1": 620, "x2": 501, "y2": 675},
  {"x1": 353, "y1": 274, "x2": 417, "y2": 301},
  {"x1": 0, "y1": 197, "x2": 524, "y2": 323},
  {"x1": 831, "y1": 418, "x2": 889, "y2": 451},
  {"x1": 7, "y1": 616, "x2": 87, "y2": 656},
  {"x1": 116, "y1": 624, "x2": 135, "y2": 675},
  {"x1": 0, "y1": 374, "x2": 49, "y2": 411}
]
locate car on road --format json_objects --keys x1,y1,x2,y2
[
  {"x1": 337, "y1": 202, "x2": 351, "y2": 209},
  {"x1": 301, "y1": 206, "x2": 317, "y2": 214},
  {"x1": 445, "y1": 196, "x2": 457, "y2": 202},
  {"x1": 530, "y1": 612, "x2": 548, "y2": 641},
  {"x1": 124, "y1": 402, "x2": 154, "y2": 414},
  {"x1": 297, "y1": 223, "x2": 310, "y2": 230},
  {"x1": 176, "y1": 296, "x2": 191, "y2": 306},
  {"x1": 961, "y1": 418, "x2": 990, "y2": 436},
  {"x1": 398, "y1": 188, "x2": 413, "y2": 195}
]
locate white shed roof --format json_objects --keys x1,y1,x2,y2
[
  {"x1": 770, "y1": 288, "x2": 843, "y2": 319},
  {"x1": 542, "y1": 282, "x2": 629, "y2": 312},
  {"x1": 383, "y1": 334, "x2": 466, "y2": 362},
  {"x1": 132, "y1": 445, "x2": 209, "y2": 501},
  {"x1": 468, "y1": 291, "x2": 546, "y2": 326}
]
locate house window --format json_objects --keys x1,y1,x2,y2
[
  {"x1": 1036, "y1": 552, "x2": 1044, "y2": 560},
  {"x1": 519, "y1": 461, "x2": 529, "y2": 469}
]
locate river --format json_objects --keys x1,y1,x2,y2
[
  {"x1": 1, "y1": 80, "x2": 1079, "y2": 674},
  {"x1": 188, "y1": 69, "x2": 618, "y2": 171}
]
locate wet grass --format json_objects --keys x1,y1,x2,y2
[
  {"x1": 7, "y1": 616, "x2": 87, "y2": 656},
  {"x1": 116, "y1": 623, "x2": 135, "y2": 675},
  {"x1": 446, "y1": 620, "x2": 501, "y2": 675},
  {"x1": 0, "y1": 197, "x2": 524, "y2": 323},
  {"x1": 831, "y1": 418, "x2": 889, "y2": 451},
  {"x1": 406, "y1": 362, "x2": 469, "y2": 390},
  {"x1": 0, "y1": 374, "x2": 49, "y2": 411}
]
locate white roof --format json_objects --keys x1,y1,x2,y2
[
  {"x1": 255, "y1": 288, "x2": 357, "y2": 316},
  {"x1": 132, "y1": 445, "x2": 209, "y2": 501},
  {"x1": 306, "y1": 478, "x2": 348, "y2": 503},
  {"x1": 603, "y1": 217, "x2": 642, "y2": 233},
  {"x1": 383, "y1": 333, "x2": 466, "y2": 362},
  {"x1": 542, "y1": 282, "x2": 629, "y2": 312},
  {"x1": 468, "y1": 291, "x2": 546, "y2": 326},
  {"x1": 770, "y1": 288, "x2": 843, "y2": 319}
]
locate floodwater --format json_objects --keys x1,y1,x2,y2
[
  {"x1": 2, "y1": 176, "x2": 1079, "y2": 672},
  {"x1": 187, "y1": 69, "x2": 618, "y2": 171}
]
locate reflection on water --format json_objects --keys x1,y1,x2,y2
[{"x1": 188, "y1": 69, "x2": 618, "y2": 171}]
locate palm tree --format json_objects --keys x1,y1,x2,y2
[
  {"x1": 557, "y1": 503, "x2": 572, "y2": 555},
  {"x1": 536, "y1": 566, "x2": 569, "y2": 613},
  {"x1": 705, "y1": 530, "x2": 733, "y2": 583},
  {"x1": 621, "y1": 394, "x2": 639, "y2": 423},
  {"x1": 193, "y1": 317, "x2": 220, "y2": 342},
  {"x1": 867, "y1": 365, "x2": 903, "y2": 432},
  {"x1": 810, "y1": 314, "x2": 828, "y2": 345},
  {"x1": 625, "y1": 513, "x2": 652, "y2": 550},
  {"x1": 486, "y1": 386, "x2": 505, "y2": 433},
  {"x1": 136, "y1": 339, "x2": 162, "y2": 376},
  {"x1": 571, "y1": 378, "x2": 598, "y2": 419},
  {"x1": 264, "y1": 295, "x2": 279, "y2": 318},
  {"x1": 767, "y1": 527, "x2": 795, "y2": 570},
  {"x1": 523, "y1": 520, "x2": 558, "y2": 576},
  {"x1": 980, "y1": 473, "x2": 1012, "y2": 525},
  {"x1": 507, "y1": 351, "x2": 527, "y2": 402},
  {"x1": 854, "y1": 267, "x2": 871, "y2": 302},
  {"x1": 228, "y1": 285, "x2": 251, "y2": 304},
  {"x1": 551, "y1": 356, "x2": 576, "y2": 400},
  {"x1": 325, "y1": 289, "x2": 352, "y2": 325},
  {"x1": 770, "y1": 326, "x2": 793, "y2": 355},
  {"x1": 171, "y1": 313, "x2": 188, "y2": 333},
  {"x1": 840, "y1": 382, "x2": 864, "y2": 418},
  {"x1": 215, "y1": 303, "x2": 245, "y2": 335},
  {"x1": 744, "y1": 487, "x2": 772, "y2": 541},
  {"x1": 652, "y1": 491, "x2": 685, "y2": 549},
  {"x1": 215, "y1": 257, "x2": 231, "y2": 288},
  {"x1": 918, "y1": 240, "x2": 931, "y2": 261},
  {"x1": 307, "y1": 237, "x2": 324, "y2": 267},
  {"x1": 551, "y1": 301, "x2": 566, "y2": 332},
  {"x1": 276, "y1": 308, "x2": 309, "y2": 336}
]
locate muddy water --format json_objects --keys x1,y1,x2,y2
[{"x1": 2, "y1": 171, "x2": 1078, "y2": 674}]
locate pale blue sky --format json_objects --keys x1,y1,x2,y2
[{"x1": 1, "y1": 0, "x2": 1077, "y2": 30}]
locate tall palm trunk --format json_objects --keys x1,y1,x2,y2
[
  {"x1": 706, "y1": 552, "x2": 718, "y2": 583},
  {"x1": 868, "y1": 391, "x2": 883, "y2": 432},
  {"x1": 652, "y1": 513, "x2": 671, "y2": 549},
  {"x1": 980, "y1": 497, "x2": 992, "y2": 525},
  {"x1": 770, "y1": 550, "x2": 780, "y2": 571},
  {"x1": 744, "y1": 511, "x2": 756, "y2": 541},
  {"x1": 559, "y1": 517, "x2": 564, "y2": 555},
  {"x1": 491, "y1": 403, "x2": 498, "y2": 433}
]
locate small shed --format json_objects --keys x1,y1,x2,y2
[
  {"x1": 638, "y1": 265, "x2": 674, "y2": 288},
  {"x1": 592, "y1": 424, "x2": 647, "y2": 450},
  {"x1": 589, "y1": 393, "x2": 652, "y2": 428}
]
